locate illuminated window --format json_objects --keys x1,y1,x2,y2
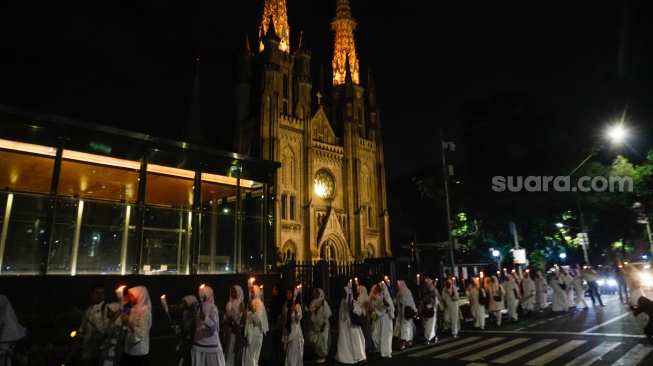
[{"x1": 314, "y1": 169, "x2": 335, "y2": 200}]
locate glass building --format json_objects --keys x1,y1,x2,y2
[{"x1": 0, "y1": 104, "x2": 279, "y2": 276}]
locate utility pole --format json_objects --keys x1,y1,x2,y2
[{"x1": 440, "y1": 128, "x2": 456, "y2": 276}]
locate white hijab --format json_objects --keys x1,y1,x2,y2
[
  {"x1": 127, "y1": 286, "x2": 152, "y2": 325},
  {"x1": 379, "y1": 282, "x2": 395, "y2": 318},
  {"x1": 0, "y1": 295, "x2": 26, "y2": 342},
  {"x1": 396, "y1": 280, "x2": 417, "y2": 310},
  {"x1": 226, "y1": 285, "x2": 244, "y2": 319},
  {"x1": 247, "y1": 285, "x2": 269, "y2": 336}
]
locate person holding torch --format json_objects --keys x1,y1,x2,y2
[
  {"x1": 243, "y1": 285, "x2": 268, "y2": 366},
  {"x1": 120, "y1": 286, "x2": 152, "y2": 365},
  {"x1": 191, "y1": 285, "x2": 226, "y2": 366},
  {"x1": 282, "y1": 286, "x2": 304, "y2": 366}
]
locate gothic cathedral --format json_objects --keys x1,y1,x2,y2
[{"x1": 234, "y1": 0, "x2": 391, "y2": 264}]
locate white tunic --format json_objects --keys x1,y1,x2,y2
[{"x1": 335, "y1": 298, "x2": 367, "y2": 364}]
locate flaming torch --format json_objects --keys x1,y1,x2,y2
[{"x1": 160, "y1": 294, "x2": 172, "y2": 324}]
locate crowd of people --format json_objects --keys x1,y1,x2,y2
[{"x1": 2, "y1": 260, "x2": 652, "y2": 366}]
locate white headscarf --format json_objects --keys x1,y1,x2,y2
[
  {"x1": 310, "y1": 288, "x2": 326, "y2": 312},
  {"x1": 183, "y1": 295, "x2": 198, "y2": 308},
  {"x1": 341, "y1": 286, "x2": 353, "y2": 321},
  {"x1": 246, "y1": 285, "x2": 269, "y2": 337},
  {"x1": 0, "y1": 295, "x2": 26, "y2": 342},
  {"x1": 227, "y1": 285, "x2": 244, "y2": 319},
  {"x1": 396, "y1": 280, "x2": 417, "y2": 311},
  {"x1": 357, "y1": 285, "x2": 369, "y2": 316},
  {"x1": 379, "y1": 281, "x2": 395, "y2": 318},
  {"x1": 127, "y1": 286, "x2": 152, "y2": 324}
]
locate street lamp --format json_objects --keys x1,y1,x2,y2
[
  {"x1": 631, "y1": 202, "x2": 653, "y2": 258},
  {"x1": 492, "y1": 249, "x2": 501, "y2": 274},
  {"x1": 441, "y1": 128, "x2": 456, "y2": 275}
]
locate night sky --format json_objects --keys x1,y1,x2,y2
[{"x1": 1, "y1": 0, "x2": 652, "y2": 180}]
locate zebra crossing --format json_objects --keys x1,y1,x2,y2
[{"x1": 397, "y1": 335, "x2": 653, "y2": 365}]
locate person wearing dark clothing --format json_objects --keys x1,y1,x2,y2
[
  {"x1": 267, "y1": 284, "x2": 286, "y2": 366},
  {"x1": 632, "y1": 296, "x2": 653, "y2": 342},
  {"x1": 616, "y1": 263, "x2": 629, "y2": 303},
  {"x1": 581, "y1": 263, "x2": 605, "y2": 307}
]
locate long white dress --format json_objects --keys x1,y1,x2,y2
[
  {"x1": 441, "y1": 281, "x2": 460, "y2": 337},
  {"x1": 357, "y1": 285, "x2": 374, "y2": 352},
  {"x1": 422, "y1": 279, "x2": 439, "y2": 342},
  {"x1": 486, "y1": 277, "x2": 505, "y2": 326},
  {"x1": 503, "y1": 276, "x2": 519, "y2": 321},
  {"x1": 394, "y1": 280, "x2": 417, "y2": 342},
  {"x1": 560, "y1": 272, "x2": 574, "y2": 308},
  {"x1": 534, "y1": 272, "x2": 549, "y2": 310},
  {"x1": 243, "y1": 285, "x2": 268, "y2": 366},
  {"x1": 282, "y1": 302, "x2": 303, "y2": 366},
  {"x1": 224, "y1": 286, "x2": 244, "y2": 366},
  {"x1": 370, "y1": 283, "x2": 394, "y2": 358},
  {"x1": 466, "y1": 284, "x2": 485, "y2": 329},
  {"x1": 308, "y1": 288, "x2": 332, "y2": 359},
  {"x1": 335, "y1": 287, "x2": 367, "y2": 364},
  {"x1": 520, "y1": 275, "x2": 536, "y2": 312},
  {"x1": 571, "y1": 274, "x2": 588, "y2": 308},
  {"x1": 549, "y1": 277, "x2": 568, "y2": 312}
]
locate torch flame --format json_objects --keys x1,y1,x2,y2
[{"x1": 70, "y1": 330, "x2": 77, "y2": 338}]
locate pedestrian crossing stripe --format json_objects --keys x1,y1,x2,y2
[
  {"x1": 403, "y1": 337, "x2": 653, "y2": 365},
  {"x1": 434, "y1": 337, "x2": 505, "y2": 359},
  {"x1": 524, "y1": 340, "x2": 586, "y2": 365},
  {"x1": 562, "y1": 341, "x2": 620, "y2": 366},
  {"x1": 459, "y1": 338, "x2": 530, "y2": 361}
]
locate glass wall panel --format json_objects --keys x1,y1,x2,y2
[
  {"x1": 0, "y1": 192, "x2": 50, "y2": 275},
  {"x1": 145, "y1": 173, "x2": 194, "y2": 207},
  {"x1": 241, "y1": 188, "x2": 266, "y2": 273},
  {"x1": 47, "y1": 197, "x2": 136, "y2": 275},
  {"x1": 142, "y1": 205, "x2": 190, "y2": 274},
  {"x1": 198, "y1": 181, "x2": 238, "y2": 274}
]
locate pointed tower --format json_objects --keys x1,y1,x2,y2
[
  {"x1": 259, "y1": 0, "x2": 290, "y2": 53},
  {"x1": 183, "y1": 57, "x2": 204, "y2": 145},
  {"x1": 332, "y1": 0, "x2": 360, "y2": 85},
  {"x1": 235, "y1": 0, "x2": 391, "y2": 264}
]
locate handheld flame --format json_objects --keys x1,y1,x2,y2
[
  {"x1": 199, "y1": 284, "x2": 206, "y2": 302},
  {"x1": 160, "y1": 295, "x2": 169, "y2": 313},
  {"x1": 116, "y1": 286, "x2": 125, "y2": 302}
]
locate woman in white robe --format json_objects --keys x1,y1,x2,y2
[
  {"x1": 466, "y1": 278, "x2": 486, "y2": 330},
  {"x1": 486, "y1": 276, "x2": 505, "y2": 327},
  {"x1": 369, "y1": 282, "x2": 394, "y2": 358},
  {"x1": 356, "y1": 285, "x2": 373, "y2": 352},
  {"x1": 243, "y1": 285, "x2": 269, "y2": 366},
  {"x1": 503, "y1": 275, "x2": 520, "y2": 322},
  {"x1": 421, "y1": 278, "x2": 439, "y2": 344},
  {"x1": 534, "y1": 271, "x2": 549, "y2": 311},
  {"x1": 308, "y1": 288, "x2": 331, "y2": 364},
  {"x1": 571, "y1": 270, "x2": 589, "y2": 310},
  {"x1": 394, "y1": 280, "x2": 417, "y2": 349},
  {"x1": 549, "y1": 273, "x2": 568, "y2": 313},
  {"x1": 281, "y1": 289, "x2": 303, "y2": 366},
  {"x1": 192, "y1": 285, "x2": 226, "y2": 366},
  {"x1": 335, "y1": 286, "x2": 367, "y2": 364},
  {"x1": 224, "y1": 286, "x2": 245, "y2": 366},
  {"x1": 441, "y1": 279, "x2": 460, "y2": 337},
  {"x1": 559, "y1": 267, "x2": 574, "y2": 309},
  {"x1": 520, "y1": 271, "x2": 537, "y2": 315}
]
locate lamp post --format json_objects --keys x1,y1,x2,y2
[
  {"x1": 440, "y1": 128, "x2": 456, "y2": 275},
  {"x1": 556, "y1": 223, "x2": 589, "y2": 265},
  {"x1": 492, "y1": 249, "x2": 501, "y2": 274},
  {"x1": 631, "y1": 202, "x2": 653, "y2": 258}
]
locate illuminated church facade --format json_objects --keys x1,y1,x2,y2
[{"x1": 233, "y1": 0, "x2": 392, "y2": 263}]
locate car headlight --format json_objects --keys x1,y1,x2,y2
[
  {"x1": 597, "y1": 279, "x2": 605, "y2": 286},
  {"x1": 607, "y1": 279, "x2": 617, "y2": 286},
  {"x1": 639, "y1": 272, "x2": 653, "y2": 286}
]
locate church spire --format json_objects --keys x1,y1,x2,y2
[
  {"x1": 259, "y1": 0, "x2": 290, "y2": 53},
  {"x1": 331, "y1": 0, "x2": 360, "y2": 85},
  {"x1": 183, "y1": 57, "x2": 204, "y2": 146}
]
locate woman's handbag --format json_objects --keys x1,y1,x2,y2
[
  {"x1": 404, "y1": 306, "x2": 416, "y2": 319},
  {"x1": 421, "y1": 306, "x2": 435, "y2": 318},
  {"x1": 350, "y1": 308, "x2": 364, "y2": 326},
  {"x1": 493, "y1": 295, "x2": 502, "y2": 302}
]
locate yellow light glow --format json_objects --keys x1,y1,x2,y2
[
  {"x1": 63, "y1": 150, "x2": 141, "y2": 170},
  {"x1": 70, "y1": 330, "x2": 77, "y2": 337},
  {"x1": 0, "y1": 138, "x2": 57, "y2": 156}
]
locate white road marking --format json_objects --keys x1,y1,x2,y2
[
  {"x1": 460, "y1": 337, "x2": 529, "y2": 361},
  {"x1": 524, "y1": 340, "x2": 586, "y2": 365},
  {"x1": 563, "y1": 341, "x2": 621, "y2": 366},
  {"x1": 491, "y1": 339, "x2": 557, "y2": 364}
]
